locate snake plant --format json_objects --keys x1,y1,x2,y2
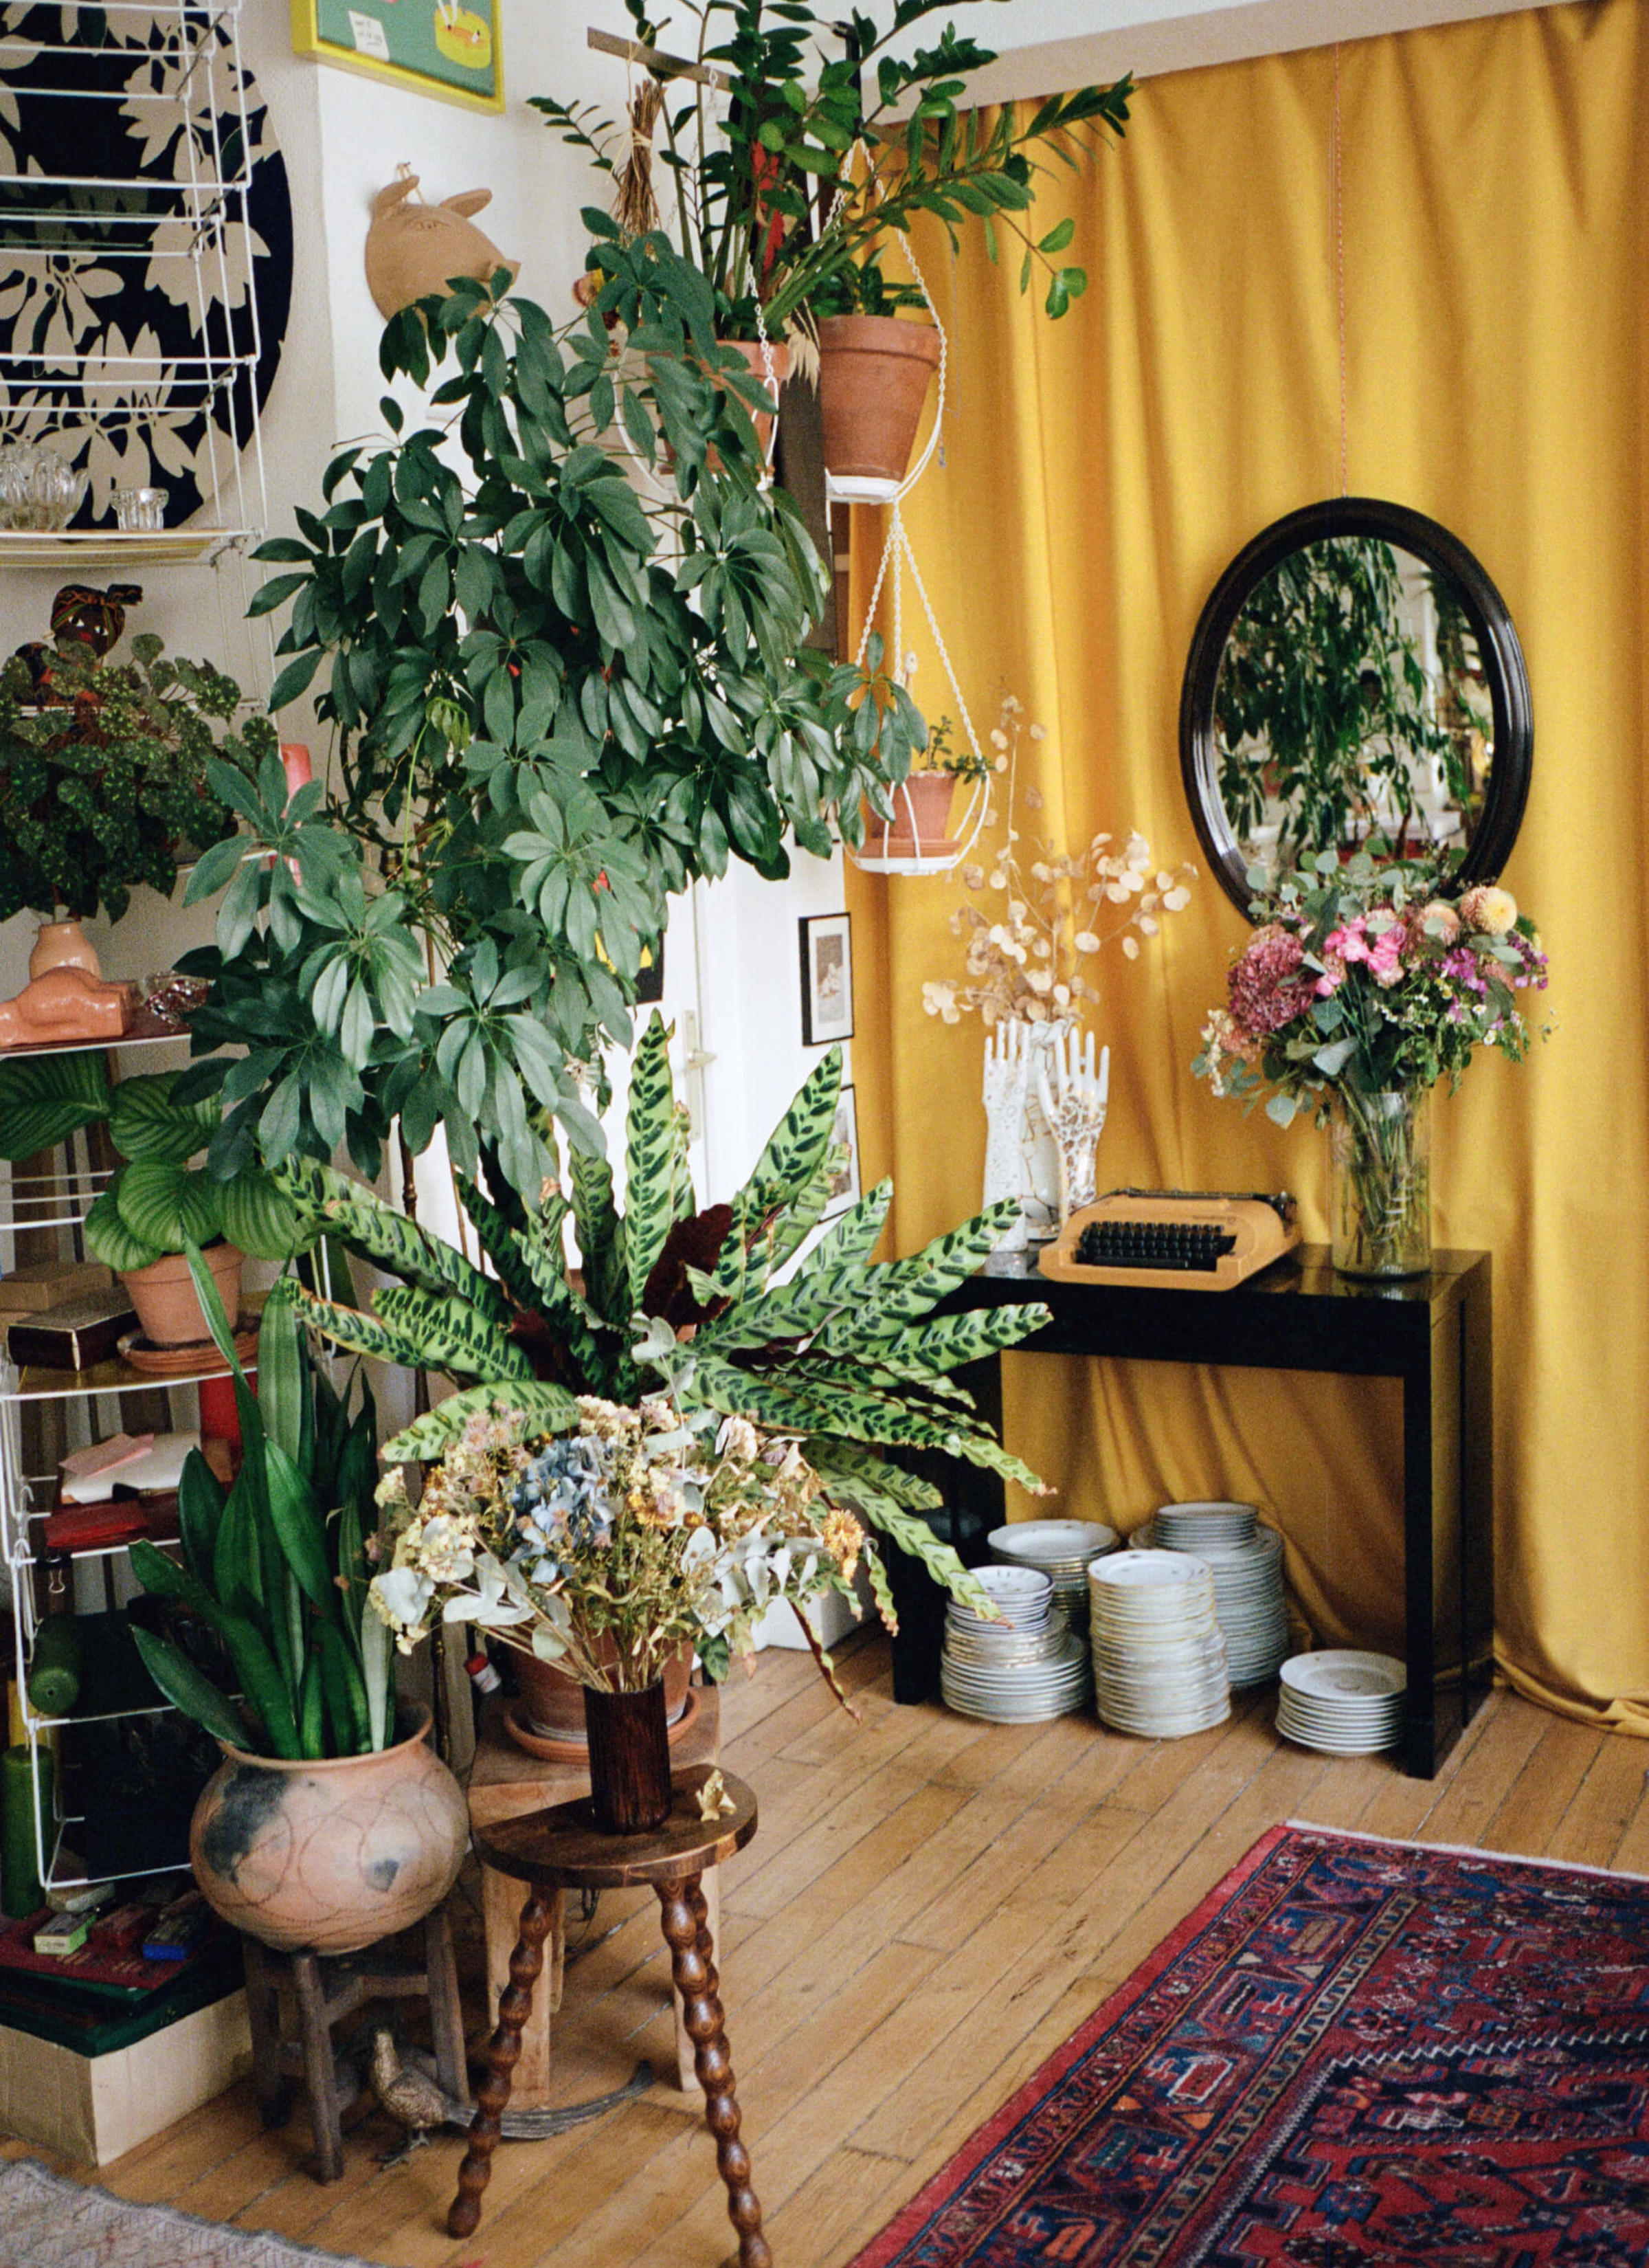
[{"x1": 274, "y1": 1013, "x2": 1053, "y2": 1630}]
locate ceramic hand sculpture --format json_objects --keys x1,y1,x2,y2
[
  {"x1": 1035, "y1": 1026, "x2": 1111, "y2": 1224},
  {"x1": 983, "y1": 1019, "x2": 1035, "y2": 1249}
]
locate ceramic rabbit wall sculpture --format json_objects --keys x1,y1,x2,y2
[{"x1": 364, "y1": 168, "x2": 519, "y2": 320}]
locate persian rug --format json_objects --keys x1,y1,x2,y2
[
  {"x1": 0, "y1": 2158, "x2": 381, "y2": 2268},
  {"x1": 851, "y1": 1823, "x2": 1649, "y2": 2266}
]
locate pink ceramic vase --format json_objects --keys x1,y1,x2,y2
[
  {"x1": 189, "y1": 1709, "x2": 469, "y2": 1956},
  {"x1": 29, "y1": 919, "x2": 100, "y2": 981}
]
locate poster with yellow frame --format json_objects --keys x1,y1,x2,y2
[{"x1": 291, "y1": 0, "x2": 504, "y2": 113}]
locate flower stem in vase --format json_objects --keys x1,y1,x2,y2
[{"x1": 1327, "y1": 1087, "x2": 1431, "y2": 1278}]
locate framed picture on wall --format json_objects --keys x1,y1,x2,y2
[
  {"x1": 291, "y1": 0, "x2": 505, "y2": 113},
  {"x1": 823, "y1": 1086, "x2": 861, "y2": 1217},
  {"x1": 799, "y1": 913, "x2": 854, "y2": 1047}
]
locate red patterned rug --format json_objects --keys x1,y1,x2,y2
[{"x1": 849, "y1": 1823, "x2": 1649, "y2": 2266}]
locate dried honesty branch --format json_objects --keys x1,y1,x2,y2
[{"x1": 921, "y1": 694, "x2": 1197, "y2": 1027}]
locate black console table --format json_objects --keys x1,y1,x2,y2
[{"x1": 899, "y1": 1246, "x2": 1492, "y2": 1779}]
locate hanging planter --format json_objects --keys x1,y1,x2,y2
[
  {"x1": 862, "y1": 770, "x2": 959, "y2": 860},
  {"x1": 820, "y1": 315, "x2": 941, "y2": 494}
]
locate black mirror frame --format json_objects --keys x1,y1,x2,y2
[{"x1": 1179, "y1": 497, "x2": 1534, "y2": 918}]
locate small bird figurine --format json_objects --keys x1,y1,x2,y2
[{"x1": 369, "y1": 2026, "x2": 453, "y2": 2168}]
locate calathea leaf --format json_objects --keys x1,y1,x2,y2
[{"x1": 381, "y1": 1379, "x2": 580, "y2": 1462}]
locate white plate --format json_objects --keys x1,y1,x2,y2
[
  {"x1": 1280, "y1": 1651, "x2": 1406, "y2": 1701},
  {"x1": 990, "y1": 1520, "x2": 1119, "y2": 1562}
]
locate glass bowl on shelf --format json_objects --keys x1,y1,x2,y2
[
  {"x1": 113, "y1": 485, "x2": 168, "y2": 532},
  {"x1": 0, "y1": 443, "x2": 89, "y2": 531}
]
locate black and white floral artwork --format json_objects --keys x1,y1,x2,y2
[{"x1": 0, "y1": 4, "x2": 292, "y2": 528}]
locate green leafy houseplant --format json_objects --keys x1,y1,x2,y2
[
  {"x1": 0, "y1": 1056, "x2": 304, "y2": 1274},
  {"x1": 180, "y1": 254, "x2": 921, "y2": 1198},
  {"x1": 1213, "y1": 538, "x2": 1464, "y2": 874},
  {"x1": 0, "y1": 630, "x2": 269, "y2": 924},
  {"x1": 270, "y1": 1014, "x2": 1053, "y2": 1664},
  {"x1": 534, "y1": 0, "x2": 1132, "y2": 337},
  {"x1": 126, "y1": 1254, "x2": 392, "y2": 1760}
]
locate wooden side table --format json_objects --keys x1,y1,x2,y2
[
  {"x1": 467, "y1": 1686, "x2": 721, "y2": 2104},
  {"x1": 449, "y1": 1762, "x2": 767, "y2": 2267}
]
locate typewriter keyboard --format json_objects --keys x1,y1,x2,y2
[{"x1": 1073, "y1": 1219, "x2": 1238, "y2": 1273}]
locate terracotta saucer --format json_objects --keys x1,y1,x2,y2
[
  {"x1": 502, "y1": 1682, "x2": 701, "y2": 1763},
  {"x1": 118, "y1": 1319, "x2": 260, "y2": 1377}
]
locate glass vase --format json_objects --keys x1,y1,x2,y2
[
  {"x1": 582, "y1": 1680, "x2": 673, "y2": 1834},
  {"x1": 1327, "y1": 1088, "x2": 1432, "y2": 1278}
]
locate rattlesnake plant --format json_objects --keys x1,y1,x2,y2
[{"x1": 272, "y1": 1013, "x2": 1052, "y2": 1628}]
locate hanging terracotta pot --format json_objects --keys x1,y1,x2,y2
[
  {"x1": 583, "y1": 1681, "x2": 673, "y2": 1835},
  {"x1": 190, "y1": 1709, "x2": 468, "y2": 1956},
  {"x1": 819, "y1": 315, "x2": 942, "y2": 485},
  {"x1": 865, "y1": 771, "x2": 958, "y2": 858},
  {"x1": 119, "y1": 1241, "x2": 244, "y2": 1347}
]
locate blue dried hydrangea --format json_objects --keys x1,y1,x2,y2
[{"x1": 509, "y1": 1436, "x2": 614, "y2": 1583}]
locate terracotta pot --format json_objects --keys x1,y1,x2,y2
[
  {"x1": 658, "y1": 340, "x2": 793, "y2": 472},
  {"x1": 583, "y1": 1681, "x2": 672, "y2": 1835},
  {"x1": 818, "y1": 315, "x2": 942, "y2": 485},
  {"x1": 866, "y1": 771, "x2": 958, "y2": 857},
  {"x1": 190, "y1": 1709, "x2": 469, "y2": 1956},
  {"x1": 119, "y1": 1241, "x2": 244, "y2": 1347},
  {"x1": 513, "y1": 1641, "x2": 693, "y2": 1744},
  {"x1": 29, "y1": 918, "x2": 100, "y2": 982}
]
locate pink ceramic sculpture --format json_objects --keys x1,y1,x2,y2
[
  {"x1": 0, "y1": 964, "x2": 134, "y2": 1048},
  {"x1": 190, "y1": 1711, "x2": 468, "y2": 1956}
]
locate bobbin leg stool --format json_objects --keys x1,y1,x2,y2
[{"x1": 448, "y1": 1762, "x2": 768, "y2": 2265}]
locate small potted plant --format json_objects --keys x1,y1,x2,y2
[
  {"x1": 0, "y1": 1058, "x2": 304, "y2": 1344},
  {"x1": 126, "y1": 1261, "x2": 468, "y2": 1955},
  {"x1": 0, "y1": 623, "x2": 269, "y2": 977},
  {"x1": 867, "y1": 711, "x2": 989, "y2": 857}
]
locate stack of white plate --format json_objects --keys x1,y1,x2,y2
[
  {"x1": 988, "y1": 1520, "x2": 1119, "y2": 1637},
  {"x1": 1276, "y1": 1651, "x2": 1406, "y2": 1753},
  {"x1": 1088, "y1": 1552, "x2": 1231, "y2": 1737},
  {"x1": 941, "y1": 1566, "x2": 1091, "y2": 1724},
  {"x1": 1131, "y1": 1504, "x2": 1289, "y2": 1688}
]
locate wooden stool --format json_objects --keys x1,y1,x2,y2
[
  {"x1": 241, "y1": 1899, "x2": 467, "y2": 2183},
  {"x1": 467, "y1": 1685, "x2": 722, "y2": 2106},
  {"x1": 449, "y1": 1763, "x2": 767, "y2": 2265}
]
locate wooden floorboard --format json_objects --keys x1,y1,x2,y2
[{"x1": 17, "y1": 1638, "x2": 1646, "y2": 2268}]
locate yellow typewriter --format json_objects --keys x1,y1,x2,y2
[{"x1": 1038, "y1": 1188, "x2": 1300, "y2": 1291}]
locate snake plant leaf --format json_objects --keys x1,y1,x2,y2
[
  {"x1": 84, "y1": 1181, "x2": 165, "y2": 1271},
  {"x1": 278, "y1": 1285, "x2": 453, "y2": 1374},
  {"x1": 212, "y1": 1465, "x2": 265, "y2": 1621},
  {"x1": 372, "y1": 1285, "x2": 535, "y2": 1379},
  {"x1": 107, "y1": 1072, "x2": 218, "y2": 1165},
  {"x1": 808, "y1": 1449, "x2": 1000, "y2": 1623},
  {"x1": 128, "y1": 1537, "x2": 301, "y2": 1758},
  {"x1": 623, "y1": 1012, "x2": 677, "y2": 1316},
  {"x1": 220, "y1": 1169, "x2": 307, "y2": 1262},
  {"x1": 361, "y1": 1602, "x2": 392, "y2": 1752},
  {"x1": 0, "y1": 1049, "x2": 111, "y2": 1161},
  {"x1": 271, "y1": 1157, "x2": 510, "y2": 1322},
  {"x1": 818, "y1": 1303, "x2": 1046, "y2": 1377},
  {"x1": 129, "y1": 1627, "x2": 252, "y2": 1752},
  {"x1": 848, "y1": 1202, "x2": 1025, "y2": 1326},
  {"x1": 256, "y1": 1288, "x2": 305, "y2": 1468},
  {"x1": 175, "y1": 1445, "x2": 226, "y2": 1590},
  {"x1": 318, "y1": 1621, "x2": 370, "y2": 1754},
  {"x1": 457, "y1": 1173, "x2": 607, "y2": 1381},
  {"x1": 704, "y1": 1047, "x2": 843, "y2": 1299},
  {"x1": 381, "y1": 1379, "x2": 581, "y2": 1462},
  {"x1": 691, "y1": 1183, "x2": 895, "y2": 1351},
  {"x1": 568, "y1": 1144, "x2": 627, "y2": 1325}
]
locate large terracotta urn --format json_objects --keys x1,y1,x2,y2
[
  {"x1": 189, "y1": 1710, "x2": 469, "y2": 1956},
  {"x1": 120, "y1": 1241, "x2": 244, "y2": 1346}
]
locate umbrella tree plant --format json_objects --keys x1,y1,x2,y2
[
  {"x1": 269, "y1": 1014, "x2": 1052, "y2": 1656},
  {"x1": 177, "y1": 245, "x2": 922, "y2": 1200}
]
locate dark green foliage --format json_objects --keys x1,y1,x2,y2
[
  {"x1": 0, "y1": 630, "x2": 271, "y2": 922},
  {"x1": 535, "y1": 1, "x2": 1130, "y2": 332},
  {"x1": 126, "y1": 1255, "x2": 393, "y2": 1760},
  {"x1": 184, "y1": 254, "x2": 922, "y2": 1199},
  {"x1": 277, "y1": 1012, "x2": 1052, "y2": 1605}
]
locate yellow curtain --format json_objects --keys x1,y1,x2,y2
[{"x1": 846, "y1": 0, "x2": 1649, "y2": 1728}]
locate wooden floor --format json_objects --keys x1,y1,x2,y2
[{"x1": 12, "y1": 1634, "x2": 1649, "y2": 2267}]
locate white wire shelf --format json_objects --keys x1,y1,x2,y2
[
  {"x1": 0, "y1": 527, "x2": 256, "y2": 568},
  {"x1": 10, "y1": 1355, "x2": 244, "y2": 1404}
]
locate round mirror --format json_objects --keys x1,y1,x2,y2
[{"x1": 1180, "y1": 499, "x2": 1533, "y2": 914}]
